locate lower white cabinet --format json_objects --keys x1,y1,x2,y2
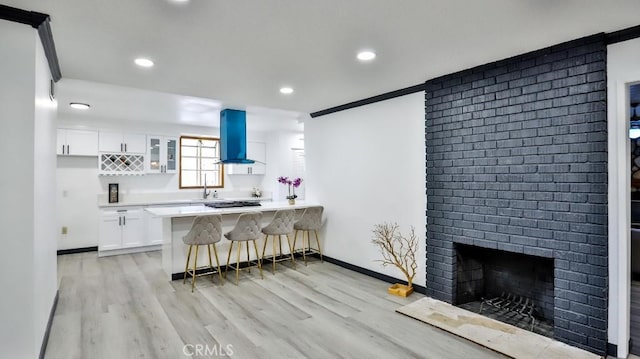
[{"x1": 99, "y1": 208, "x2": 144, "y2": 251}]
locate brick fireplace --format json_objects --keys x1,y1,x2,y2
[{"x1": 425, "y1": 34, "x2": 608, "y2": 355}]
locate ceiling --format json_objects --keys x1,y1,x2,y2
[
  {"x1": 56, "y1": 79, "x2": 304, "y2": 131},
  {"x1": 8, "y1": 0, "x2": 640, "y2": 114}
]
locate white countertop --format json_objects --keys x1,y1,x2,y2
[
  {"x1": 98, "y1": 196, "x2": 271, "y2": 208},
  {"x1": 145, "y1": 201, "x2": 319, "y2": 218}
]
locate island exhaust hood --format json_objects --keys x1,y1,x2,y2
[{"x1": 219, "y1": 109, "x2": 255, "y2": 164}]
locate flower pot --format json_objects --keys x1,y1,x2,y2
[
  {"x1": 288, "y1": 198, "x2": 296, "y2": 205},
  {"x1": 387, "y1": 283, "x2": 414, "y2": 297}
]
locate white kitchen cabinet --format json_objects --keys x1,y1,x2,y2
[
  {"x1": 57, "y1": 129, "x2": 98, "y2": 156},
  {"x1": 98, "y1": 208, "x2": 145, "y2": 251},
  {"x1": 98, "y1": 211, "x2": 122, "y2": 251},
  {"x1": 121, "y1": 209, "x2": 144, "y2": 248},
  {"x1": 226, "y1": 141, "x2": 266, "y2": 175},
  {"x1": 147, "y1": 136, "x2": 178, "y2": 174},
  {"x1": 99, "y1": 132, "x2": 146, "y2": 154}
]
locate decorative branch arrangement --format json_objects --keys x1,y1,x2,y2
[{"x1": 371, "y1": 222, "x2": 418, "y2": 290}]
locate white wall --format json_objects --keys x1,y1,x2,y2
[
  {"x1": 0, "y1": 19, "x2": 57, "y2": 358},
  {"x1": 607, "y1": 38, "x2": 640, "y2": 358},
  {"x1": 305, "y1": 92, "x2": 426, "y2": 286},
  {"x1": 56, "y1": 114, "x2": 302, "y2": 249},
  {"x1": 33, "y1": 33, "x2": 58, "y2": 354},
  {"x1": 265, "y1": 131, "x2": 305, "y2": 201}
]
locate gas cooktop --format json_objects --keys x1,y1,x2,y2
[{"x1": 205, "y1": 201, "x2": 262, "y2": 209}]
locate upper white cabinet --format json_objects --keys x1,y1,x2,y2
[
  {"x1": 226, "y1": 141, "x2": 266, "y2": 175},
  {"x1": 57, "y1": 129, "x2": 98, "y2": 156},
  {"x1": 99, "y1": 132, "x2": 146, "y2": 154},
  {"x1": 146, "y1": 136, "x2": 178, "y2": 174}
]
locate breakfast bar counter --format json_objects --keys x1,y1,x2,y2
[{"x1": 145, "y1": 201, "x2": 320, "y2": 280}]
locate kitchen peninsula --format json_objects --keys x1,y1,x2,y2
[{"x1": 145, "y1": 201, "x2": 320, "y2": 281}]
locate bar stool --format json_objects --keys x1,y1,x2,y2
[
  {"x1": 292, "y1": 206, "x2": 324, "y2": 265},
  {"x1": 182, "y1": 214, "x2": 224, "y2": 292},
  {"x1": 224, "y1": 212, "x2": 264, "y2": 285},
  {"x1": 261, "y1": 209, "x2": 296, "y2": 274}
]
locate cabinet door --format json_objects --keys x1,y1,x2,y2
[
  {"x1": 164, "y1": 137, "x2": 178, "y2": 173},
  {"x1": 247, "y1": 163, "x2": 266, "y2": 175},
  {"x1": 57, "y1": 129, "x2": 66, "y2": 155},
  {"x1": 99, "y1": 211, "x2": 122, "y2": 251},
  {"x1": 123, "y1": 133, "x2": 147, "y2": 154},
  {"x1": 66, "y1": 129, "x2": 98, "y2": 156},
  {"x1": 147, "y1": 136, "x2": 162, "y2": 173},
  {"x1": 225, "y1": 164, "x2": 247, "y2": 175},
  {"x1": 99, "y1": 132, "x2": 124, "y2": 152},
  {"x1": 122, "y1": 209, "x2": 145, "y2": 248}
]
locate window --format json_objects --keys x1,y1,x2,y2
[{"x1": 179, "y1": 136, "x2": 224, "y2": 189}]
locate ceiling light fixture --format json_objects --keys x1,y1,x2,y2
[
  {"x1": 134, "y1": 58, "x2": 154, "y2": 68},
  {"x1": 69, "y1": 102, "x2": 90, "y2": 110},
  {"x1": 357, "y1": 50, "x2": 376, "y2": 61},
  {"x1": 280, "y1": 87, "x2": 294, "y2": 94}
]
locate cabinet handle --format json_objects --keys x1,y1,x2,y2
[
  {"x1": 62, "y1": 145, "x2": 65, "y2": 155},
  {"x1": 120, "y1": 143, "x2": 123, "y2": 152},
  {"x1": 125, "y1": 143, "x2": 127, "y2": 152},
  {"x1": 119, "y1": 216, "x2": 122, "y2": 226},
  {"x1": 123, "y1": 216, "x2": 126, "y2": 226},
  {"x1": 66, "y1": 145, "x2": 70, "y2": 154}
]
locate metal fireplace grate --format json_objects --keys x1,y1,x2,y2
[{"x1": 479, "y1": 292, "x2": 536, "y2": 331}]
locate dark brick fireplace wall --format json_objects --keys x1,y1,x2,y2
[{"x1": 425, "y1": 34, "x2": 608, "y2": 354}]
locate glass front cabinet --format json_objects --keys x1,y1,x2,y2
[{"x1": 147, "y1": 135, "x2": 178, "y2": 174}]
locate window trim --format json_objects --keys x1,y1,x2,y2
[{"x1": 178, "y1": 135, "x2": 224, "y2": 189}]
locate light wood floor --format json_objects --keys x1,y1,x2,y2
[
  {"x1": 631, "y1": 281, "x2": 640, "y2": 356},
  {"x1": 47, "y1": 251, "x2": 504, "y2": 359}
]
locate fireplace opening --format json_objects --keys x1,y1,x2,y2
[{"x1": 455, "y1": 244, "x2": 554, "y2": 338}]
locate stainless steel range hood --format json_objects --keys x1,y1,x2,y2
[{"x1": 219, "y1": 109, "x2": 255, "y2": 164}]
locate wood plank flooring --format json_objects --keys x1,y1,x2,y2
[
  {"x1": 631, "y1": 280, "x2": 640, "y2": 356},
  {"x1": 47, "y1": 251, "x2": 504, "y2": 359}
]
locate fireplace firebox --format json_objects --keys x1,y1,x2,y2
[{"x1": 455, "y1": 244, "x2": 554, "y2": 337}]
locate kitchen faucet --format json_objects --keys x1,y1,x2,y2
[{"x1": 203, "y1": 173, "x2": 210, "y2": 199}]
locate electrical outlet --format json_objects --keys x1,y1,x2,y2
[{"x1": 61, "y1": 226, "x2": 68, "y2": 235}]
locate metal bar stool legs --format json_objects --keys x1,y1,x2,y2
[
  {"x1": 183, "y1": 243, "x2": 223, "y2": 292},
  {"x1": 293, "y1": 229, "x2": 323, "y2": 265},
  {"x1": 224, "y1": 240, "x2": 264, "y2": 285},
  {"x1": 261, "y1": 234, "x2": 295, "y2": 274}
]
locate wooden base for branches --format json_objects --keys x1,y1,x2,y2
[{"x1": 388, "y1": 283, "x2": 414, "y2": 297}]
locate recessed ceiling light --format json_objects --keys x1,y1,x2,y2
[
  {"x1": 134, "y1": 58, "x2": 154, "y2": 68},
  {"x1": 69, "y1": 102, "x2": 90, "y2": 110},
  {"x1": 357, "y1": 50, "x2": 376, "y2": 61},
  {"x1": 280, "y1": 87, "x2": 294, "y2": 94}
]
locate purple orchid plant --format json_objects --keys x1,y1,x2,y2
[{"x1": 278, "y1": 176, "x2": 303, "y2": 200}]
